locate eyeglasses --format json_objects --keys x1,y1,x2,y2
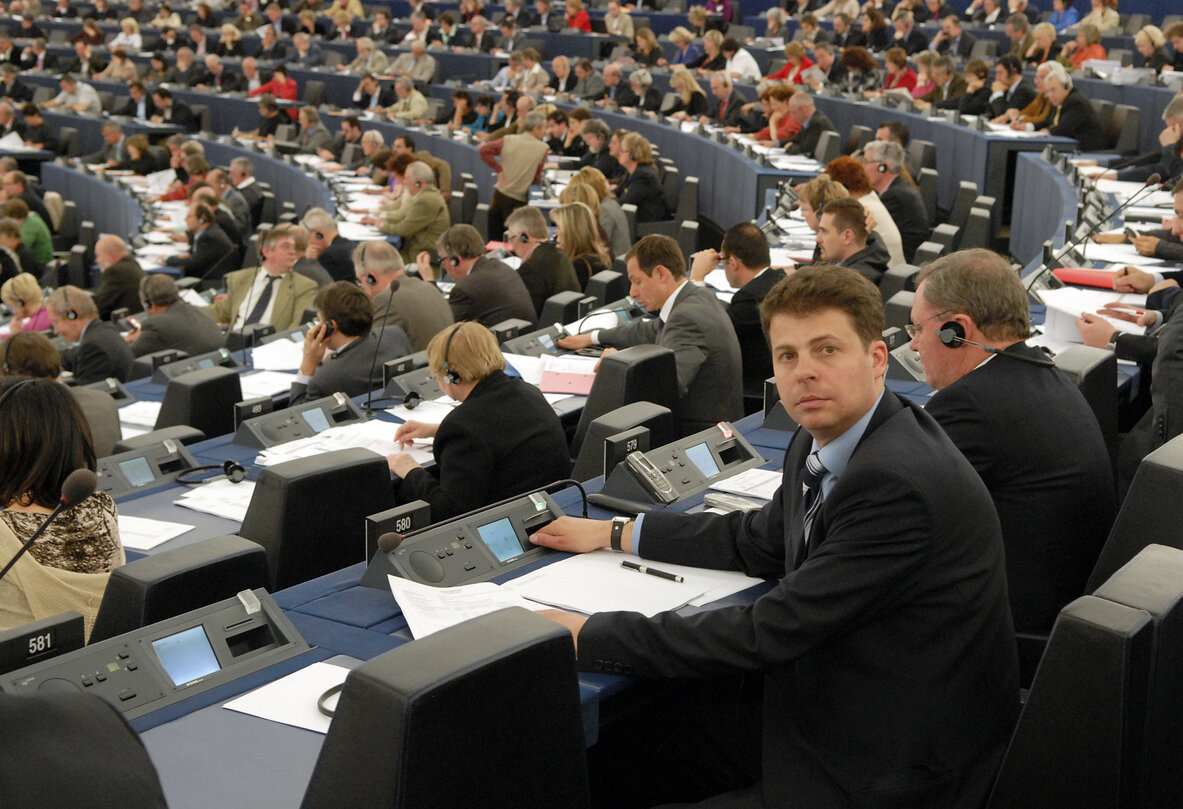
[{"x1": 903, "y1": 310, "x2": 950, "y2": 340}]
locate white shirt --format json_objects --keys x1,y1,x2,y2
[
  {"x1": 234, "y1": 269, "x2": 284, "y2": 329},
  {"x1": 726, "y1": 48, "x2": 762, "y2": 83},
  {"x1": 53, "y1": 82, "x2": 102, "y2": 115}
]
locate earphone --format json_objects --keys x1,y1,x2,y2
[
  {"x1": 441, "y1": 323, "x2": 462, "y2": 385},
  {"x1": 876, "y1": 162, "x2": 887, "y2": 173},
  {"x1": 442, "y1": 234, "x2": 462, "y2": 269},
  {"x1": 176, "y1": 459, "x2": 249, "y2": 485},
  {"x1": 63, "y1": 288, "x2": 78, "y2": 320},
  {"x1": 937, "y1": 321, "x2": 1056, "y2": 367},
  {"x1": 357, "y1": 242, "x2": 379, "y2": 287}
]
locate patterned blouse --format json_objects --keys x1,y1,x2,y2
[{"x1": 1, "y1": 492, "x2": 122, "y2": 575}]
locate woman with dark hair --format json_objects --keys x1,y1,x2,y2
[
  {"x1": 880, "y1": 47, "x2": 918, "y2": 93},
  {"x1": 109, "y1": 134, "x2": 156, "y2": 175},
  {"x1": 0, "y1": 377, "x2": 124, "y2": 640},
  {"x1": 861, "y1": 9, "x2": 891, "y2": 51},
  {"x1": 1048, "y1": 0, "x2": 1079, "y2": 31},
  {"x1": 840, "y1": 46, "x2": 881, "y2": 92}
]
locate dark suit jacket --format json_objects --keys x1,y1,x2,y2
[
  {"x1": 61, "y1": 320, "x2": 134, "y2": 384},
  {"x1": 113, "y1": 95, "x2": 157, "y2": 119},
  {"x1": 397, "y1": 370, "x2": 571, "y2": 521},
  {"x1": 208, "y1": 69, "x2": 246, "y2": 92},
  {"x1": 353, "y1": 85, "x2": 396, "y2": 110},
  {"x1": 936, "y1": 84, "x2": 990, "y2": 116},
  {"x1": 19, "y1": 52, "x2": 58, "y2": 72},
  {"x1": 0, "y1": 78, "x2": 33, "y2": 102},
  {"x1": 518, "y1": 242, "x2": 580, "y2": 316},
  {"x1": 131, "y1": 301, "x2": 225, "y2": 358},
  {"x1": 598, "y1": 281, "x2": 743, "y2": 433},
  {"x1": 987, "y1": 77, "x2": 1036, "y2": 118},
  {"x1": 162, "y1": 100, "x2": 199, "y2": 132},
  {"x1": 926, "y1": 343, "x2": 1115, "y2": 635},
  {"x1": 919, "y1": 74, "x2": 967, "y2": 105},
  {"x1": 578, "y1": 392, "x2": 1020, "y2": 807},
  {"x1": 897, "y1": 27, "x2": 930, "y2": 55},
  {"x1": 470, "y1": 31, "x2": 498, "y2": 53},
  {"x1": 878, "y1": 176, "x2": 928, "y2": 262},
  {"x1": 833, "y1": 28, "x2": 867, "y2": 49},
  {"x1": 1037, "y1": 88, "x2": 1105, "y2": 152},
  {"x1": 165, "y1": 224, "x2": 236, "y2": 282},
  {"x1": 839, "y1": 239, "x2": 890, "y2": 285},
  {"x1": 729, "y1": 268, "x2": 782, "y2": 397},
  {"x1": 710, "y1": 90, "x2": 747, "y2": 129},
  {"x1": 289, "y1": 326, "x2": 413, "y2": 405},
  {"x1": 785, "y1": 111, "x2": 835, "y2": 157},
  {"x1": 936, "y1": 31, "x2": 976, "y2": 59},
  {"x1": 255, "y1": 42, "x2": 290, "y2": 61},
  {"x1": 318, "y1": 234, "x2": 357, "y2": 283},
  {"x1": 617, "y1": 164, "x2": 668, "y2": 223},
  {"x1": 94, "y1": 257, "x2": 145, "y2": 321},
  {"x1": 448, "y1": 256, "x2": 536, "y2": 327}
]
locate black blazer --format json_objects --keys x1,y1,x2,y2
[
  {"x1": 289, "y1": 326, "x2": 413, "y2": 405},
  {"x1": 936, "y1": 31, "x2": 976, "y2": 59},
  {"x1": 987, "y1": 77, "x2": 1036, "y2": 118},
  {"x1": 162, "y1": 100, "x2": 198, "y2": 132},
  {"x1": 839, "y1": 239, "x2": 890, "y2": 285},
  {"x1": 896, "y1": 27, "x2": 929, "y2": 55},
  {"x1": 785, "y1": 111, "x2": 834, "y2": 157},
  {"x1": 927, "y1": 342, "x2": 1115, "y2": 635},
  {"x1": 578, "y1": 392, "x2": 1020, "y2": 808},
  {"x1": 131, "y1": 302, "x2": 225, "y2": 358},
  {"x1": 94, "y1": 257, "x2": 145, "y2": 321},
  {"x1": 397, "y1": 370, "x2": 571, "y2": 521},
  {"x1": 878, "y1": 176, "x2": 928, "y2": 262},
  {"x1": 165, "y1": 224, "x2": 236, "y2": 282},
  {"x1": 710, "y1": 90, "x2": 747, "y2": 129},
  {"x1": 317, "y1": 234, "x2": 357, "y2": 283},
  {"x1": 255, "y1": 42, "x2": 289, "y2": 61},
  {"x1": 61, "y1": 321, "x2": 134, "y2": 384},
  {"x1": 448, "y1": 256, "x2": 537, "y2": 327},
  {"x1": 1037, "y1": 88, "x2": 1105, "y2": 151},
  {"x1": 729, "y1": 267, "x2": 782, "y2": 396},
  {"x1": 617, "y1": 164, "x2": 668, "y2": 223},
  {"x1": 936, "y1": 84, "x2": 991, "y2": 116}
]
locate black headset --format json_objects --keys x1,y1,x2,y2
[
  {"x1": 937, "y1": 321, "x2": 967, "y2": 347},
  {"x1": 356, "y1": 242, "x2": 379, "y2": 287},
  {"x1": 441, "y1": 323, "x2": 462, "y2": 385},
  {"x1": 176, "y1": 459, "x2": 249, "y2": 486},
  {"x1": 442, "y1": 233, "x2": 462, "y2": 269},
  {"x1": 938, "y1": 321, "x2": 1056, "y2": 367}
]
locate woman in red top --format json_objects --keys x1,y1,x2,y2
[
  {"x1": 881, "y1": 47, "x2": 918, "y2": 93},
  {"x1": 565, "y1": 0, "x2": 592, "y2": 32},
  {"x1": 752, "y1": 85, "x2": 802, "y2": 143},
  {"x1": 765, "y1": 41, "x2": 814, "y2": 84},
  {"x1": 248, "y1": 65, "x2": 299, "y2": 101},
  {"x1": 1063, "y1": 23, "x2": 1107, "y2": 68}
]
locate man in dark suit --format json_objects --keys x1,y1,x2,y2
[
  {"x1": 987, "y1": 55, "x2": 1036, "y2": 119},
  {"x1": 689, "y1": 223, "x2": 783, "y2": 402},
  {"x1": 302, "y1": 208, "x2": 357, "y2": 283},
  {"x1": 352, "y1": 74, "x2": 396, "y2": 110},
  {"x1": 559, "y1": 234, "x2": 744, "y2": 434},
  {"x1": 199, "y1": 55, "x2": 246, "y2": 93},
  {"x1": 151, "y1": 88, "x2": 198, "y2": 132},
  {"x1": 260, "y1": 2, "x2": 299, "y2": 36},
  {"x1": 164, "y1": 202, "x2": 236, "y2": 284},
  {"x1": 784, "y1": 92, "x2": 835, "y2": 156},
  {"x1": 425, "y1": 224, "x2": 536, "y2": 328},
  {"x1": 817, "y1": 197, "x2": 890, "y2": 284},
  {"x1": 61, "y1": 41, "x2": 107, "y2": 79},
  {"x1": 863, "y1": 140, "x2": 928, "y2": 262},
  {"x1": 810, "y1": 42, "x2": 847, "y2": 87},
  {"x1": 533, "y1": 265, "x2": 1019, "y2": 809},
  {"x1": 18, "y1": 38, "x2": 58, "y2": 73},
  {"x1": 910, "y1": 250, "x2": 1116, "y2": 641},
  {"x1": 892, "y1": 12, "x2": 930, "y2": 55},
  {"x1": 532, "y1": 0, "x2": 566, "y2": 31},
  {"x1": 354, "y1": 240, "x2": 453, "y2": 352},
  {"x1": 93, "y1": 236, "x2": 145, "y2": 321},
  {"x1": 81, "y1": 121, "x2": 127, "y2": 166},
  {"x1": 127, "y1": 274, "x2": 225, "y2": 358},
  {"x1": 290, "y1": 281, "x2": 413, "y2": 405},
  {"x1": 2, "y1": 172, "x2": 54, "y2": 235},
  {"x1": 468, "y1": 15, "x2": 499, "y2": 53},
  {"x1": 112, "y1": 82, "x2": 156, "y2": 120},
  {"x1": 254, "y1": 26, "x2": 289, "y2": 61},
  {"x1": 830, "y1": 13, "x2": 866, "y2": 49},
  {"x1": 1034, "y1": 70, "x2": 1105, "y2": 152},
  {"x1": 0, "y1": 65, "x2": 32, "y2": 103},
  {"x1": 48, "y1": 286, "x2": 134, "y2": 384},
  {"x1": 706, "y1": 74, "x2": 747, "y2": 130},
  {"x1": 0, "y1": 100, "x2": 24, "y2": 139},
  {"x1": 930, "y1": 13, "x2": 976, "y2": 59}
]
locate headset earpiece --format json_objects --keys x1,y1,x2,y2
[
  {"x1": 938, "y1": 321, "x2": 965, "y2": 347},
  {"x1": 176, "y1": 459, "x2": 248, "y2": 485},
  {"x1": 441, "y1": 323, "x2": 462, "y2": 385},
  {"x1": 365, "y1": 273, "x2": 377, "y2": 286},
  {"x1": 877, "y1": 162, "x2": 887, "y2": 173}
]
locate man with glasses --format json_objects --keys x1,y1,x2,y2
[
  {"x1": 205, "y1": 223, "x2": 318, "y2": 331},
  {"x1": 861, "y1": 140, "x2": 928, "y2": 262},
  {"x1": 908, "y1": 248, "x2": 1114, "y2": 643}
]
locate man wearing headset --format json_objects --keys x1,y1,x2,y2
[
  {"x1": 290, "y1": 281, "x2": 412, "y2": 406},
  {"x1": 504, "y1": 205, "x2": 579, "y2": 317},
  {"x1": 125, "y1": 274, "x2": 224, "y2": 358},
  {"x1": 46, "y1": 285, "x2": 134, "y2": 384},
  {"x1": 419, "y1": 224, "x2": 535, "y2": 327},
  {"x1": 908, "y1": 249, "x2": 1114, "y2": 646},
  {"x1": 861, "y1": 140, "x2": 928, "y2": 263},
  {"x1": 352, "y1": 240, "x2": 452, "y2": 352},
  {"x1": 301, "y1": 207, "x2": 356, "y2": 283},
  {"x1": 361, "y1": 161, "x2": 450, "y2": 264}
]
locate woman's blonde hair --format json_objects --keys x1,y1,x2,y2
[
  {"x1": 558, "y1": 181, "x2": 602, "y2": 220},
  {"x1": 551, "y1": 202, "x2": 612, "y2": 267},
  {"x1": 670, "y1": 69, "x2": 705, "y2": 100},
  {"x1": 120, "y1": 17, "x2": 140, "y2": 32},
  {"x1": 571, "y1": 166, "x2": 611, "y2": 200},
  {"x1": 0, "y1": 273, "x2": 42, "y2": 310},
  {"x1": 425, "y1": 322, "x2": 505, "y2": 385}
]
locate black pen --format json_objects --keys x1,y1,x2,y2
[{"x1": 621, "y1": 560, "x2": 684, "y2": 583}]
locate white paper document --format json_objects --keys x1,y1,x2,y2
[
  {"x1": 1080, "y1": 241, "x2": 1163, "y2": 266},
  {"x1": 708, "y1": 468, "x2": 783, "y2": 501},
  {"x1": 1039, "y1": 287, "x2": 1149, "y2": 342},
  {"x1": 223, "y1": 661, "x2": 352, "y2": 734},
  {"x1": 238, "y1": 370, "x2": 297, "y2": 399},
  {"x1": 387, "y1": 399, "x2": 457, "y2": 425},
  {"x1": 254, "y1": 419, "x2": 433, "y2": 467},
  {"x1": 117, "y1": 515, "x2": 195, "y2": 551},
  {"x1": 503, "y1": 353, "x2": 544, "y2": 386},
  {"x1": 388, "y1": 576, "x2": 545, "y2": 639},
  {"x1": 0, "y1": 131, "x2": 26, "y2": 149},
  {"x1": 174, "y1": 479, "x2": 257, "y2": 522},
  {"x1": 248, "y1": 338, "x2": 305, "y2": 371},
  {"x1": 118, "y1": 400, "x2": 163, "y2": 429}
]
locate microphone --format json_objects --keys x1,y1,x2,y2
[
  {"x1": 377, "y1": 531, "x2": 403, "y2": 553},
  {"x1": 365, "y1": 276, "x2": 400, "y2": 415},
  {"x1": 936, "y1": 327, "x2": 1056, "y2": 367},
  {"x1": 1025, "y1": 173, "x2": 1163, "y2": 297},
  {"x1": 0, "y1": 469, "x2": 98, "y2": 584}
]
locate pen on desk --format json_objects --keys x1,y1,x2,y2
[{"x1": 621, "y1": 560, "x2": 684, "y2": 583}]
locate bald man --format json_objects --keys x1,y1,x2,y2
[{"x1": 93, "y1": 235, "x2": 145, "y2": 320}]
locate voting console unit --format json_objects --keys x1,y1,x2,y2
[
  {"x1": 233, "y1": 392, "x2": 365, "y2": 448},
  {"x1": 361, "y1": 492, "x2": 565, "y2": 589},
  {"x1": 151, "y1": 347, "x2": 242, "y2": 384},
  {"x1": 590, "y1": 421, "x2": 766, "y2": 507},
  {"x1": 0, "y1": 589, "x2": 308, "y2": 720},
  {"x1": 96, "y1": 439, "x2": 200, "y2": 499}
]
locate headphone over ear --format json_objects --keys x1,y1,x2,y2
[
  {"x1": 176, "y1": 459, "x2": 248, "y2": 486},
  {"x1": 937, "y1": 321, "x2": 965, "y2": 347},
  {"x1": 441, "y1": 323, "x2": 462, "y2": 385},
  {"x1": 63, "y1": 288, "x2": 78, "y2": 321},
  {"x1": 877, "y1": 162, "x2": 888, "y2": 173}
]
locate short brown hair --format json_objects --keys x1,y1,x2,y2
[
  {"x1": 821, "y1": 197, "x2": 868, "y2": 242},
  {"x1": 626, "y1": 234, "x2": 685, "y2": 279},
  {"x1": 760, "y1": 265, "x2": 883, "y2": 347},
  {"x1": 914, "y1": 249, "x2": 1030, "y2": 342},
  {"x1": 0, "y1": 198, "x2": 29, "y2": 219},
  {"x1": 314, "y1": 281, "x2": 373, "y2": 338},
  {"x1": 0, "y1": 330, "x2": 60, "y2": 379}
]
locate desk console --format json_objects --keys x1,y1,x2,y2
[
  {"x1": 97, "y1": 439, "x2": 200, "y2": 499},
  {"x1": 361, "y1": 492, "x2": 564, "y2": 588},
  {"x1": 233, "y1": 392, "x2": 364, "y2": 448},
  {"x1": 1, "y1": 590, "x2": 308, "y2": 721}
]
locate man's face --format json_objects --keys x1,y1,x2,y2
[
  {"x1": 362, "y1": 135, "x2": 377, "y2": 155},
  {"x1": 104, "y1": 126, "x2": 121, "y2": 144},
  {"x1": 769, "y1": 308, "x2": 886, "y2": 447},
  {"x1": 908, "y1": 285, "x2": 965, "y2": 389},
  {"x1": 267, "y1": 6, "x2": 282, "y2": 22},
  {"x1": 815, "y1": 213, "x2": 850, "y2": 262},
  {"x1": 933, "y1": 66, "x2": 950, "y2": 85},
  {"x1": 48, "y1": 308, "x2": 83, "y2": 342},
  {"x1": 711, "y1": 78, "x2": 728, "y2": 99},
  {"x1": 262, "y1": 27, "x2": 276, "y2": 45},
  {"x1": 1006, "y1": 23, "x2": 1021, "y2": 42},
  {"x1": 395, "y1": 81, "x2": 410, "y2": 100},
  {"x1": 262, "y1": 236, "x2": 298, "y2": 271},
  {"x1": 583, "y1": 132, "x2": 602, "y2": 152},
  {"x1": 605, "y1": 69, "x2": 621, "y2": 87},
  {"x1": 575, "y1": 63, "x2": 589, "y2": 79},
  {"x1": 184, "y1": 205, "x2": 202, "y2": 233},
  {"x1": 392, "y1": 138, "x2": 413, "y2": 156},
  {"x1": 299, "y1": 112, "x2": 313, "y2": 130},
  {"x1": 361, "y1": 77, "x2": 377, "y2": 95},
  {"x1": 344, "y1": 122, "x2": 361, "y2": 141},
  {"x1": 941, "y1": 17, "x2": 958, "y2": 38},
  {"x1": 816, "y1": 48, "x2": 833, "y2": 69},
  {"x1": 2, "y1": 174, "x2": 21, "y2": 197},
  {"x1": 790, "y1": 100, "x2": 811, "y2": 123},
  {"x1": 833, "y1": 16, "x2": 847, "y2": 34},
  {"x1": 626, "y1": 258, "x2": 670, "y2": 313},
  {"x1": 1045, "y1": 77, "x2": 1068, "y2": 106},
  {"x1": 548, "y1": 120, "x2": 565, "y2": 139}
]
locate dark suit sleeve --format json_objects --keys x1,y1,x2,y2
[
  {"x1": 130, "y1": 324, "x2": 170, "y2": 357},
  {"x1": 398, "y1": 413, "x2": 496, "y2": 517}
]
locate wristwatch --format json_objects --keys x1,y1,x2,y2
[{"x1": 610, "y1": 516, "x2": 631, "y2": 552}]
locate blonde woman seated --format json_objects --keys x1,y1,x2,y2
[
  {"x1": 562, "y1": 170, "x2": 630, "y2": 258},
  {"x1": 388, "y1": 322, "x2": 570, "y2": 522},
  {"x1": 0, "y1": 273, "x2": 50, "y2": 335},
  {"x1": 666, "y1": 69, "x2": 710, "y2": 119},
  {"x1": 109, "y1": 17, "x2": 142, "y2": 51},
  {"x1": 551, "y1": 201, "x2": 614, "y2": 288},
  {"x1": 0, "y1": 378, "x2": 124, "y2": 640}
]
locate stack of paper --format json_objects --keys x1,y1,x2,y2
[
  {"x1": 388, "y1": 577, "x2": 546, "y2": 638},
  {"x1": 254, "y1": 419, "x2": 433, "y2": 467},
  {"x1": 249, "y1": 339, "x2": 304, "y2": 371},
  {"x1": 174, "y1": 479, "x2": 257, "y2": 522},
  {"x1": 538, "y1": 354, "x2": 598, "y2": 395},
  {"x1": 118, "y1": 515, "x2": 195, "y2": 551},
  {"x1": 387, "y1": 397, "x2": 457, "y2": 424},
  {"x1": 223, "y1": 661, "x2": 353, "y2": 734},
  {"x1": 238, "y1": 370, "x2": 297, "y2": 399},
  {"x1": 1039, "y1": 286, "x2": 1148, "y2": 343},
  {"x1": 119, "y1": 400, "x2": 162, "y2": 429},
  {"x1": 709, "y1": 468, "x2": 783, "y2": 501}
]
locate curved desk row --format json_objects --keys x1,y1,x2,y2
[
  {"x1": 1011, "y1": 151, "x2": 1082, "y2": 266},
  {"x1": 41, "y1": 162, "x2": 143, "y2": 243}
]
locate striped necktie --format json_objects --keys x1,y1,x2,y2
[{"x1": 801, "y1": 451, "x2": 827, "y2": 548}]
